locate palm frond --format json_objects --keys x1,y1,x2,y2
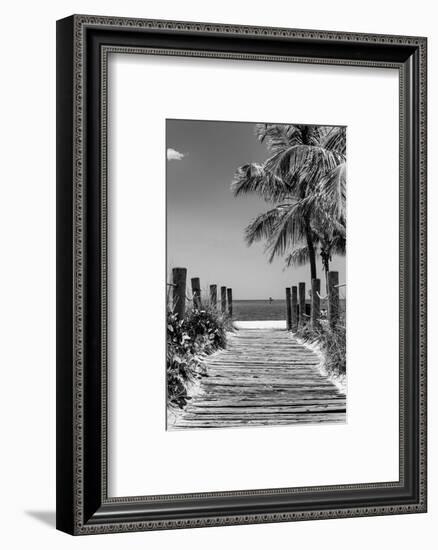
[
  {"x1": 254, "y1": 123, "x2": 331, "y2": 153},
  {"x1": 265, "y1": 202, "x2": 312, "y2": 262},
  {"x1": 284, "y1": 245, "x2": 310, "y2": 268},
  {"x1": 298, "y1": 124, "x2": 322, "y2": 146},
  {"x1": 231, "y1": 163, "x2": 268, "y2": 198},
  {"x1": 232, "y1": 123, "x2": 346, "y2": 275},
  {"x1": 244, "y1": 207, "x2": 285, "y2": 246},
  {"x1": 332, "y1": 233, "x2": 346, "y2": 255},
  {"x1": 233, "y1": 162, "x2": 295, "y2": 202},
  {"x1": 323, "y1": 127, "x2": 346, "y2": 155},
  {"x1": 255, "y1": 124, "x2": 303, "y2": 153},
  {"x1": 314, "y1": 162, "x2": 346, "y2": 221},
  {"x1": 263, "y1": 144, "x2": 344, "y2": 199}
]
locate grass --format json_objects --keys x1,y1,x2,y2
[
  {"x1": 167, "y1": 304, "x2": 232, "y2": 410},
  {"x1": 297, "y1": 316, "x2": 346, "y2": 376}
]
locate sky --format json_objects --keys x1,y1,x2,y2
[{"x1": 166, "y1": 119, "x2": 346, "y2": 300}]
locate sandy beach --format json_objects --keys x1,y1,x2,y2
[{"x1": 233, "y1": 320, "x2": 287, "y2": 330}]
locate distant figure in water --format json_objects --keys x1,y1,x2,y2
[{"x1": 269, "y1": 297, "x2": 274, "y2": 303}]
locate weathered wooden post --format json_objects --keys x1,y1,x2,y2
[
  {"x1": 209, "y1": 284, "x2": 217, "y2": 308},
  {"x1": 221, "y1": 286, "x2": 227, "y2": 314},
  {"x1": 298, "y1": 282, "x2": 306, "y2": 326},
  {"x1": 291, "y1": 286, "x2": 298, "y2": 332},
  {"x1": 285, "y1": 287, "x2": 292, "y2": 330},
  {"x1": 191, "y1": 277, "x2": 201, "y2": 309},
  {"x1": 328, "y1": 271, "x2": 339, "y2": 329},
  {"x1": 172, "y1": 267, "x2": 187, "y2": 319},
  {"x1": 311, "y1": 278, "x2": 321, "y2": 329},
  {"x1": 227, "y1": 288, "x2": 233, "y2": 317}
]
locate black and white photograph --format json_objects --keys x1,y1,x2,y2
[
  {"x1": 166, "y1": 119, "x2": 347, "y2": 430},
  {"x1": 0, "y1": 0, "x2": 431, "y2": 544}
]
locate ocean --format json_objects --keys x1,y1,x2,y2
[
  {"x1": 233, "y1": 300, "x2": 288, "y2": 321},
  {"x1": 232, "y1": 299, "x2": 346, "y2": 321}
]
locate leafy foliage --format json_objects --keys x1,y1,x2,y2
[
  {"x1": 231, "y1": 123, "x2": 346, "y2": 281},
  {"x1": 167, "y1": 305, "x2": 231, "y2": 410},
  {"x1": 297, "y1": 320, "x2": 346, "y2": 376},
  {"x1": 167, "y1": 311, "x2": 200, "y2": 409},
  {"x1": 306, "y1": 162, "x2": 346, "y2": 223},
  {"x1": 184, "y1": 307, "x2": 228, "y2": 351},
  {"x1": 284, "y1": 245, "x2": 310, "y2": 268}
]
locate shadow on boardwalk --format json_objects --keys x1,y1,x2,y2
[{"x1": 169, "y1": 327, "x2": 346, "y2": 430}]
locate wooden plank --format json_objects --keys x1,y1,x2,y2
[{"x1": 170, "y1": 324, "x2": 346, "y2": 430}]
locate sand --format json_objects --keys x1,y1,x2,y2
[{"x1": 233, "y1": 320, "x2": 287, "y2": 330}]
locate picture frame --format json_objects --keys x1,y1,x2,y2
[{"x1": 56, "y1": 14, "x2": 427, "y2": 535}]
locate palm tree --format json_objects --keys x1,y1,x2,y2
[
  {"x1": 303, "y1": 154, "x2": 346, "y2": 291},
  {"x1": 232, "y1": 124, "x2": 346, "y2": 281},
  {"x1": 312, "y1": 218, "x2": 346, "y2": 294}
]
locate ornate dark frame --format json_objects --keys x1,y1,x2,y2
[{"x1": 56, "y1": 14, "x2": 427, "y2": 535}]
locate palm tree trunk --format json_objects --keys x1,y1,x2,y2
[
  {"x1": 304, "y1": 220, "x2": 317, "y2": 281},
  {"x1": 321, "y1": 243, "x2": 333, "y2": 295},
  {"x1": 322, "y1": 255, "x2": 330, "y2": 295}
]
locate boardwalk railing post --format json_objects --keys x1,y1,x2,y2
[
  {"x1": 209, "y1": 284, "x2": 217, "y2": 308},
  {"x1": 311, "y1": 278, "x2": 321, "y2": 329},
  {"x1": 221, "y1": 286, "x2": 227, "y2": 314},
  {"x1": 172, "y1": 267, "x2": 187, "y2": 319},
  {"x1": 227, "y1": 288, "x2": 233, "y2": 317},
  {"x1": 299, "y1": 282, "x2": 306, "y2": 326},
  {"x1": 285, "y1": 287, "x2": 292, "y2": 330},
  {"x1": 291, "y1": 286, "x2": 298, "y2": 332},
  {"x1": 191, "y1": 277, "x2": 201, "y2": 309},
  {"x1": 328, "y1": 271, "x2": 339, "y2": 328}
]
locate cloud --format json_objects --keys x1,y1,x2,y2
[{"x1": 167, "y1": 148, "x2": 185, "y2": 161}]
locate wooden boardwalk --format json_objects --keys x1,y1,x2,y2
[{"x1": 171, "y1": 328, "x2": 346, "y2": 429}]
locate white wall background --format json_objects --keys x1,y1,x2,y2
[{"x1": 0, "y1": 0, "x2": 433, "y2": 548}]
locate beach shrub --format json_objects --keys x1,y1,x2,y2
[
  {"x1": 166, "y1": 310, "x2": 201, "y2": 409},
  {"x1": 166, "y1": 305, "x2": 231, "y2": 409},
  {"x1": 297, "y1": 319, "x2": 346, "y2": 376},
  {"x1": 184, "y1": 306, "x2": 228, "y2": 353}
]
